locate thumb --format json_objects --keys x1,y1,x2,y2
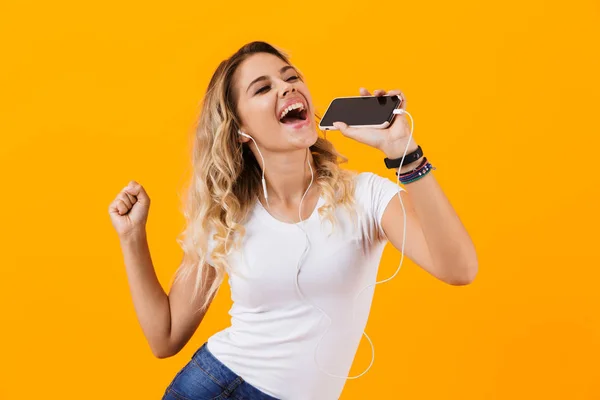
[{"x1": 333, "y1": 121, "x2": 357, "y2": 139}]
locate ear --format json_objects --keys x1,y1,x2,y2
[{"x1": 237, "y1": 128, "x2": 251, "y2": 143}]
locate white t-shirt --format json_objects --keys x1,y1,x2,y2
[{"x1": 206, "y1": 171, "x2": 405, "y2": 400}]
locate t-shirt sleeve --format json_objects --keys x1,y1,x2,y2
[{"x1": 356, "y1": 172, "x2": 406, "y2": 241}]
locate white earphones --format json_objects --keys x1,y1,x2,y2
[
  {"x1": 236, "y1": 107, "x2": 414, "y2": 380},
  {"x1": 238, "y1": 129, "x2": 269, "y2": 205}
]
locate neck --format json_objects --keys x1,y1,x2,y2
[{"x1": 258, "y1": 148, "x2": 318, "y2": 206}]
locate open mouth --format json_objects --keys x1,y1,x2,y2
[{"x1": 279, "y1": 107, "x2": 308, "y2": 125}]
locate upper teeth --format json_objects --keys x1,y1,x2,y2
[{"x1": 280, "y1": 102, "x2": 305, "y2": 120}]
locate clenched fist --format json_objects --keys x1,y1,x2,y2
[{"x1": 108, "y1": 180, "x2": 151, "y2": 239}]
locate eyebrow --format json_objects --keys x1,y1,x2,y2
[{"x1": 246, "y1": 65, "x2": 297, "y2": 94}]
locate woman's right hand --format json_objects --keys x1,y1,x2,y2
[{"x1": 108, "y1": 180, "x2": 151, "y2": 239}]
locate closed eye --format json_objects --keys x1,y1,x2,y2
[{"x1": 255, "y1": 76, "x2": 300, "y2": 95}]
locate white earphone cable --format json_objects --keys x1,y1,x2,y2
[
  {"x1": 310, "y1": 107, "x2": 413, "y2": 379},
  {"x1": 236, "y1": 106, "x2": 413, "y2": 380}
]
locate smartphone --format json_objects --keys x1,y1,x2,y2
[{"x1": 318, "y1": 95, "x2": 403, "y2": 130}]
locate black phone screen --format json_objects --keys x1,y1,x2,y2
[{"x1": 319, "y1": 95, "x2": 401, "y2": 128}]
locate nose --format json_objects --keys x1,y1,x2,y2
[{"x1": 281, "y1": 82, "x2": 296, "y2": 97}]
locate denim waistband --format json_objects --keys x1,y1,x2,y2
[
  {"x1": 192, "y1": 343, "x2": 240, "y2": 386},
  {"x1": 191, "y1": 342, "x2": 280, "y2": 400}
]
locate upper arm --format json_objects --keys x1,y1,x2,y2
[
  {"x1": 380, "y1": 187, "x2": 436, "y2": 278},
  {"x1": 164, "y1": 257, "x2": 219, "y2": 357}
]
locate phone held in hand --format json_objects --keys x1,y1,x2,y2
[{"x1": 318, "y1": 95, "x2": 403, "y2": 130}]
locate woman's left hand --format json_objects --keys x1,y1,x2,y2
[{"x1": 332, "y1": 88, "x2": 417, "y2": 158}]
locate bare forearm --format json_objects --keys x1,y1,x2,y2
[
  {"x1": 386, "y1": 143, "x2": 478, "y2": 282},
  {"x1": 119, "y1": 231, "x2": 171, "y2": 356},
  {"x1": 401, "y1": 172, "x2": 477, "y2": 275}
]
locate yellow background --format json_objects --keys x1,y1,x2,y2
[{"x1": 1, "y1": 0, "x2": 599, "y2": 398}]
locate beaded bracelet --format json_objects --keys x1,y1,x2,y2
[
  {"x1": 395, "y1": 157, "x2": 436, "y2": 184},
  {"x1": 395, "y1": 157, "x2": 427, "y2": 179},
  {"x1": 396, "y1": 157, "x2": 427, "y2": 176},
  {"x1": 400, "y1": 163, "x2": 435, "y2": 184},
  {"x1": 398, "y1": 158, "x2": 433, "y2": 179}
]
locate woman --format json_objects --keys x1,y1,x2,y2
[{"x1": 108, "y1": 41, "x2": 478, "y2": 400}]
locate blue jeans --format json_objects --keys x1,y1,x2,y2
[{"x1": 162, "y1": 342, "x2": 280, "y2": 400}]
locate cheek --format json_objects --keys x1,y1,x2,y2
[
  {"x1": 239, "y1": 104, "x2": 273, "y2": 130},
  {"x1": 300, "y1": 89, "x2": 313, "y2": 112},
  {"x1": 250, "y1": 101, "x2": 277, "y2": 125}
]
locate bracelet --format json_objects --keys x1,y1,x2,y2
[
  {"x1": 399, "y1": 164, "x2": 434, "y2": 183},
  {"x1": 397, "y1": 158, "x2": 433, "y2": 179},
  {"x1": 384, "y1": 145, "x2": 423, "y2": 169},
  {"x1": 397, "y1": 157, "x2": 427, "y2": 176},
  {"x1": 395, "y1": 157, "x2": 436, "y2": 184},
  {"x1": 401, "y1": 166, "x2": 434, "y2": 184}
]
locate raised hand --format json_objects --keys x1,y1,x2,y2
[{"x1": 108, "y1": 180, "x2": 151, "y2": 239}]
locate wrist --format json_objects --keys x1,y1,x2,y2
[
  {"x1": 119, "y1": 229, "x2": 147, "y2": 245},
  {"x1": 381, "y1": 140, "x2": 419, "y2": 160},
  {"x1": 397, "y1": 158, "x2": 424, "y2": 174}
]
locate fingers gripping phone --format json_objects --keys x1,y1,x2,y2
[{"x1": 318, "y1": 95, "x2": 403, "y2": 130}]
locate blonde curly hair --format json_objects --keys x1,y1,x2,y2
[{"x1": 172, "y1": 41, "x2": 358, "y2": 314}]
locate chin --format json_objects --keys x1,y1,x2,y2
[
  {"x1": 276, "y1": 120, "x2": 316, "y2": 143},
  {"x1": 294, "y1": 126, "x2": 319, "y2": 148}
]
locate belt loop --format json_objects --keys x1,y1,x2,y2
[{"x1": 222, "y1": 376, "x2": 244, "y2": 397}]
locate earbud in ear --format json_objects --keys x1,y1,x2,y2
[
  {"x1": 237, "y1": 129, "x2": 267, "y2": 201},
  {"x1": 238, "y1": 129, "x2": 250, "y2": 138}
]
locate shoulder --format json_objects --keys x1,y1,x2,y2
[
  {"x1": 354, "y1": 171, "x2": 379, "y2": 185},
  {"x1": 354, "y1": 171, "x2": 403, "y2": 198},
  {"x1": 353, "y1": 171, "x2": 405, "y2": 224}
]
